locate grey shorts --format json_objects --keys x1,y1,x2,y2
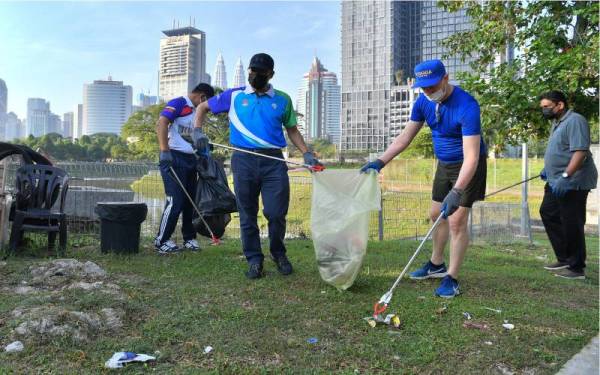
[{"x1": 432, "y1": 157, "x2": 487, "y2": 208}]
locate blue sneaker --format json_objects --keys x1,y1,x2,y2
[
  {"x1": 409, "y1": 261, "x2": 448, "y2": 280},
  {"x1": 435, "y1": 275, "x2": 460, "y2": 298}
]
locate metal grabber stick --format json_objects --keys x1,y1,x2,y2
[
  {"x1": 168, "y1": 166, "x2": 220, "y2": 245},
  {"x1": 484, "y1": 174, "x2": 541, "y2": 198},
  {"x1": 373, "y1": 213, "x2": 445, "y2": 317},
  {"x1": 209, "y1": 142, "x2": 325, "y2": 172}
]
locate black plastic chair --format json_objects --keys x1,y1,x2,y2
[{"x1": 8, "y1": 165, "x2": 69, "y2": 255}]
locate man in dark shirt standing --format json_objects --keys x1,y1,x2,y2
[{"x1": 539, "y1": 90, "x2": 597, "y2": 279}]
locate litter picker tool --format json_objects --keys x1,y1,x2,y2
[
  {"x1": 209, "y1": 142, "x2": 325, "y2": 172},
  {"x1": 168, "y1": 166, "x2": 220, "y2": 245},
  {"x1": 373, "y1": 213, "x2": 445, "y2": 318},
  {"x1": 484, "y1": 174, "x2": 541, "y2": 198}
]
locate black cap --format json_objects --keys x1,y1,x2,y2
[{"x1": 249, "y1": 53, "x2": 274, "y2": 71}]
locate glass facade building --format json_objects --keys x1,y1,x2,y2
[
  {"x1": 296, "y1": 57, "x2": 341, "y2": 144},
  {"x1": 341, "y1": 1, "x2": 475, "y2": 151}
]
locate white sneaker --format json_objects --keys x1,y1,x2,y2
[
  {"x1": 155, "y1": 239, "x2": 180, "y2": 255},
  {"x1": 183, "y1": 239, "x2": 200, "y2": 252}
]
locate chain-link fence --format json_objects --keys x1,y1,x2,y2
[{"x1": 1, "y1": 156, "x2": 597, "y2": 246}]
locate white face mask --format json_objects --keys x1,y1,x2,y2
[{"x1": 423, "y1": 85, "x2": 445, "y2": 103}]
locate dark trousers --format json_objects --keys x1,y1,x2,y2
[
  {"x1": 156, "y1": 150, "x2": 197, "y2": 244},
  {"x1": 231, "y1": 150, "x2": 290, "y2": 265},
  {"x1": 539, "y1": 184, "x2": 589, "y2": 272}
]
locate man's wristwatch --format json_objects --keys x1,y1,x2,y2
[{"x1": 562, "y1": 172, "x2": 569, "y2": 178}]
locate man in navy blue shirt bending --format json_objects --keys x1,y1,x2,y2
[{"x1": 361, "y1": 59, "x2": 487, "y2": 298}]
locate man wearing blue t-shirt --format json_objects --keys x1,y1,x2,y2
[
  {"x1": 361, "y1": 60, "x2": 487, "y2": 298},
  {"x1": 194, "y1": 53, "x2": 321, "y2": 279},
  {"x1": 155, "y1": 83, "x2": 215, "y2": 255}
]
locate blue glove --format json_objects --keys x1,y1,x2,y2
[
  {"x1": 159, "y1": 150, "x2": 173, "y2": 168},
  {"x1": 551, "y1": 176, "x2": 571, "y2": 198},
  {"x1": 303, "y1": 152, "x2": 321, "y2": 166},
  {"x1": 192, "y1": 128, "x2": 209, "y2": 156},
  {"x1": 360, "y1": 159, "x2": 385, "y2": 173},
  {"x1": 441, "y1": 188, "x2": 463, "y2": 218},
  {"x1": 540, "y1": 168, "x2": 547, "y2": 181}
]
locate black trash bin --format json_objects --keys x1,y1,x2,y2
[{"x1": 95, "y1": 202, "x2": 148, "y2": 254}]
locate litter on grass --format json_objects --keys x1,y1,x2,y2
[
  {"x1": 204, "y1": 346, "x2": 213, "y2": 354},
  {"x1": 4, "y1": 341, "x2": 24, "y2": 353},
  {"x1": 364, "y1": 314, "x2": 401, "y2": 329},
  {"x1": 105, "y1": 352, "x2": 156, "y2": 369},
  {"x1": 307, "y1": 338, "x2": 319, "y2": 344},
  {"x1": 462, "y1": 312, "x2": 472, "y2": 320},
  {"x1": 502, "y1": 323, "x2": 515, "y2": 330},
  {"x1": 483, "y1": 307, "x2": 502, "y2": 313}
]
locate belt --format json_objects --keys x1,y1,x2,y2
[{"x1": 233, "y1": 146, "x2": 283, "y2": 156}]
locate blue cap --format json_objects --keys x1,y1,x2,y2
[{"x1": 412, "y1": 60, "x2": 446, "y2": 88}]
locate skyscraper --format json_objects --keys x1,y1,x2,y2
[
  {"x1": 158, "y1": 26, "x2": 210, "y2": 101},
  {"x1": 63, "y1": 112, "x2": 74, "y2": 138},
  {"x1": 5, "y1": 112, "x2": 23, "y2": 141},
  {"x1": 48, "y1": 113, "x2": 62, "y2": 135},
  {"x1": 26, "y1": 98, "x2": 50, "y2": 137},
  {"x1": 73, "y1": 104, "x2": 83, "y2": 139},
  {"x1": 233, "y1": 57, "x2": 246, "y2": 88},
  {"x1": 83, "y1": 77, "x2": 132, "y2": 135},
  {"x1": 340, "y1": 1, "x2": 475, "y2": 152},
  {"x1": 0, "y1": 79, "x2": 7, "y2": 116},
  {"x1": 213, "y1": 52, "x2": 227, "y2": 90},
  {"x1": 0, "y1": 79, "x2": 7, "y2": 140},
  {"x1": 296, "y1": 57, "x2": 341, "y2": 144}
]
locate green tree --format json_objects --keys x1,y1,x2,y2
[{"x1": 439, "y1": 1, "x2": 599, "y2": 150}]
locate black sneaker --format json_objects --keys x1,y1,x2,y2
[
  {"x1": 543, "y1": 261, "x2": 569, "y2": 270},
  {"x1": 245, "y1": 263, "x2": 264, "y2": 279},
  {"x1": 272, "y1": 255, "x2": 293, "y2": 275},
  {"x1": 554, "y1": 268, "x2": 585, "y2": 280}
]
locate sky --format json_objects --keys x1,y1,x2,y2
[{"x1": 0, "y1": 1, "x2": 341, "y2": 120}]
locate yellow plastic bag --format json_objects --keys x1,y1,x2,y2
[{"x1": 311, "y1": 170, "x2": 381, "y2": 290}]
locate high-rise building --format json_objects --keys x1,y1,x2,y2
[
  {"x1": 340, "y1": 1, "x2": 476, "y2": 152},
  {"x1": 26, "y1": 98, "x2": 50, "y2": 137},
  {"x1": 390, "y1": 79, "x2": 420, "y2": 137},
  {"x1": 0, "y1": 79, "x2": 7, "y2": 141},
  {"x1": 73, "y1": 104, "x2": 83, "y2": 139},
  {"x1": 83, "y1": 77, "x2": 132, "y2": 135},
  {"x1": 63, "y1": 112, "x2": 74, "y2": 138},
  {"x1": 159, "y1": 26, "x2": 210, "y2": 101},
  {"x1": 137, "y1": 92, "x2": 158, "y2": 109},
  {"x1": 233, "y1": 57, "x2": 246, "y2": 88},
  {"x1": 213, "y1": 52, "x2": 227, "y2": 90},
  {"x1": 48, "y1": 113, "x2": 62, "y2": 135},
  {"x1": 0, "y1": 79, "x2": 7, "y2": 116},
  {"x1": 296, "y1": 57, "x2": 341, "y2": 144},
  {"x1": 5, "y1": 112, "x2": 24, "y2": 141}
]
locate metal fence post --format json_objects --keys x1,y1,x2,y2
[
  {"x1": 378, "y1": 194, "x2": 384, "y2": 241},
  {"x1": 521, "y1": 143, "x2": 533, "y2": 243}
]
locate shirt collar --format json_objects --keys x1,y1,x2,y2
[
  {"x1": 556, "y1": 109, "x2": 572, "y2": 124},
  {"x1": 184, "y1": 95, "x2": 195, "y2": 107},
  {"x1": 552, "y1": 109, "x2": 572, "y2": 131},
  {"x1": 243, "y1": 84, "x2": 275, "y2": 98}
]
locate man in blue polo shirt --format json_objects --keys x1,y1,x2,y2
[
  {"x1": 155, "y1": 83, "x2": 215, "y2": 255},
  {"x1": 194, "y1": 53, "x2": 321, "y2": 279},
  {"x1": 361, "y1": 59, "x2": 487, "y2": 298}
]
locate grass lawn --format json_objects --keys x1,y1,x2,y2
[{"x1": 0, "y1": 234, "x2": 597, "y2": 374}]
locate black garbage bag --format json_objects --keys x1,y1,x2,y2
[{"x1": 193, "y1": 155, "x2": 237, "y2": 238}]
